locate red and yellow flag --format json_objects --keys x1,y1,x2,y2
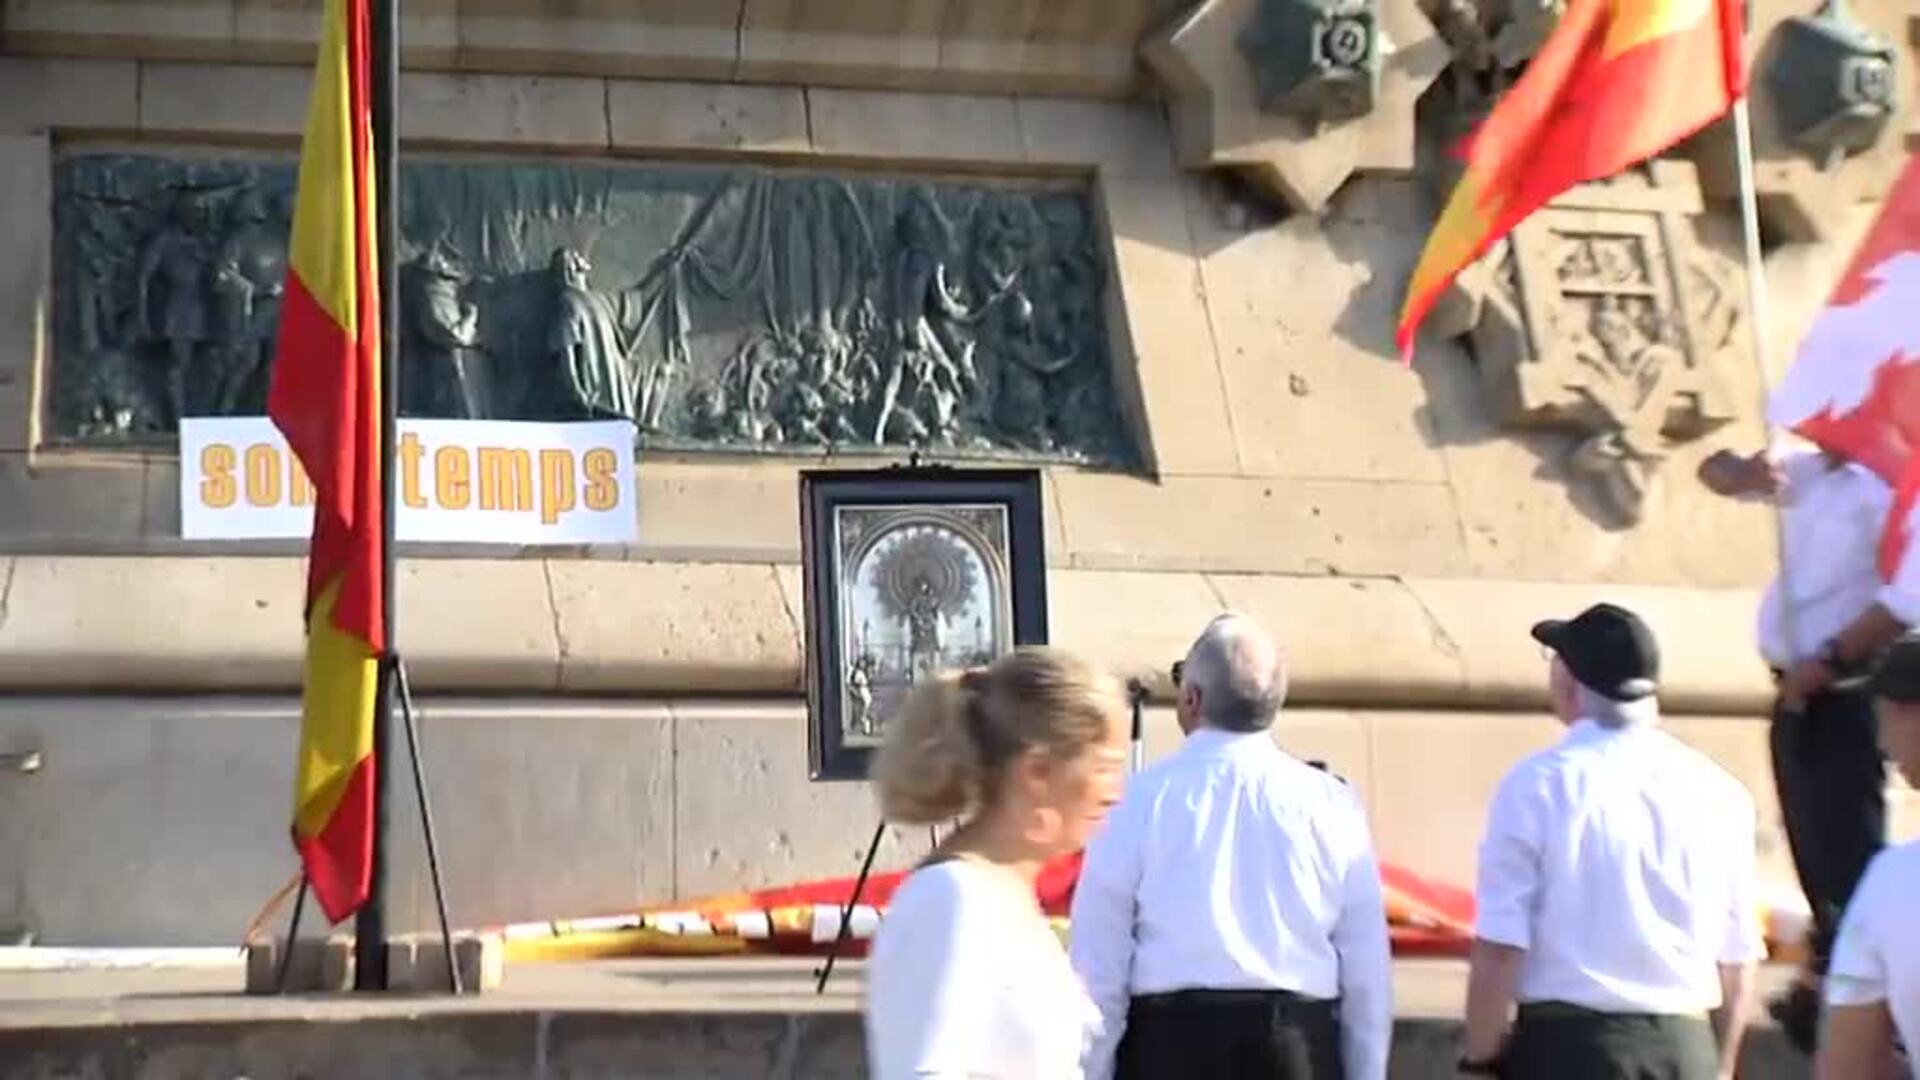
[
  {"x1": 267, "y1": 0, "x2": 384, "y2": 924},
  {"x1": 1396, "y1": 0, "x2": 1745, "y2": 356}
]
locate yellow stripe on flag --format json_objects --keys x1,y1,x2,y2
[{"x1": 292, "y1": 576, "x2": 379, "y2": 840}]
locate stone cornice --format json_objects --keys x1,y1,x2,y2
[{"x1": 0, "y1": 555, "x2": 1774, "y2": 714}]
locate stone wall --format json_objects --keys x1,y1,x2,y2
[{"x1": 2, "y1": 0, "x2": 1918, "y2": 943}]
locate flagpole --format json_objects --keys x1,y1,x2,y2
[
  {"x1": 1731, "y1": 97, "x2": 1804, "y2": 681},
  {"x1": 354, "y1": 0, "x2": 401, "y2": 992}
]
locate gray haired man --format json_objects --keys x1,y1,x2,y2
[{"x1": 1070, "y1": 612, "x2": 1392, "y2": 1080}]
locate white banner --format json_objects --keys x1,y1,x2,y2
[{"x1": 179, "y1": 417, "x2": 639, "y2": 544}]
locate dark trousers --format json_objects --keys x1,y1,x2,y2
[
  {"x1": 1771, "y1": 685, "x2": 1886, "y2": 974},
  {"x1": 1505, "y1": 1003, "x2": 1717, "y2": 1080},
  {"x1": 1116, "y1": 989, "x2": 1342, "y2": 1080}
]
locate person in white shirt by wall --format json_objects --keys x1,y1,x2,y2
[
  {"x1": 1069, "y1": 612, "x2": 1392, "y2": 1080},
  {"x1": 1458, "y1": 603, "x2": 1763, "y2": 1080},
  {"x1": 1700, "y1": 446, "x2": 1914, "y2": 1050},
  {"x1": 1817, "y1": 634, "x2": 1920, "y2": 1080},
  {"x1": 864, "y1": 647, "x2": 1130, "y2": 1080}
]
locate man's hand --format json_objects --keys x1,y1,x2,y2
[
  {"x1": 1780, "y1": 657, "x2": 1834, "y2": 710},
  {"x1": 1699, "y1": 450, "x2": 1781, "y2": 498}
]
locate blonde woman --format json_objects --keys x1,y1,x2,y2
[{"x1": 865, "y1": 648, "x2": 1131, "y2": 1080}]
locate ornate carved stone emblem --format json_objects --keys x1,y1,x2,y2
[
  {"x1": 1143, "y1": 0, "x2": 1448, "y2": 212},
  {"x1": 1442, "y1": 162, "x2": 1738, "y2": 526},
  {"x1": 1237, "y1": 0, "x2": 1383, "y2": 130},
  {"x1": 48, "y1": 151, "x2": 1137, "y2": 468},
  {"x1": 1690, "y1": 0, "x2": 1912, "y2": 242}
]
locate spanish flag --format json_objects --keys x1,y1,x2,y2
[
  {"x1": 1395, "y1": 0, "x2": 1745, "y2": 357},
  {"x1": 267, "y1": 0, "x2": 384, "y2": 924}
]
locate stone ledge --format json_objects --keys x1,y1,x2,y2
[{"x1": 0, "y1": 555, "x2": 1772, "y2": 712}]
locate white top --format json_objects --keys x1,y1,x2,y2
[
  {"x1": 866, "y1": 858, "x2": 1097, "y2": 1080},
  {"x1": 1474, "y1": 718, "x2": 1765, "y2": 1015},
  {"x1": 1068, "y1": 728, "x2": 1392, "y2": 1080},
  {"x1": 1756, "y1": 452, "x2": 1919, "y2": 664},
  {"x1": 1826, "y1": 840, "x2": 1920, "y2": 1059}
]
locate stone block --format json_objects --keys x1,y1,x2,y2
[
  {"x1": 738, "y1": 1, "x2": 947, "y2": 90},
  {"x1": 138, "y1": 61, "x2": 309, "y2": 137},
  {"x1": 381, "y1": 701, "x2": 675, "y2": 932},
  {"x1": 1096, "y1": 176, "x2": 1241, "y2": 476},
  {"x1": 607, "y1": 80, "x2": 810, "y2": 155},
  {"x1": 805, "y1": 88, "x2": 1024, "y2": 165},
  {"x1": 455, "y1": 2, "x2": 738, "y2": 82},
  {"x1": 632, "y1": 460, "x2": 803, "y2": 562},
  {"x1": 547, "y1": 561, "x2": 801, "y2": 694},
  {"x1": 2, "y1": 0, "x2": 237, "y2": 58},
  {"x1": 1046, "y1": 569, "x2": 1223, "y2": 690},
  {"x1": 0, "y1": 135, "x2": 49, "y2": 454},
  {"x1": 0, "y1": 57, "x2": 139, "y2": 135},
  {"x1": 0, "y1": 697, "x2": 300, "y2": 943},
  {"x1": 1365, "y1": 710, "x2": 1564, "y2": 885},
  {"x1": 1208, "y1": 574, "x2": 1469, "y2": 705},
  {"x1": 0, "y1": 557, "x2": 303, "y2": 691},
  {"x1": 385, "y1": 932, "x2": 501, "y2": 994},
  {"x1": 669, "y1": 700, "x2": 935, "y2": 898},
  {"x1": 394, "y1": 560, "x2": 561, "y2": 692},
  {"x1": 1185, "y1": 177, "x2": 1449, "y2": 484},
  {"x1": 404, "y1": 71, "x2": 609, "y2": 150},
  {"x1": 1015, "y1": 98, "x2": 1178, "y2": 179},
  {"x1": 1049, "y1": 472, "x2": 1469, "y2": 578},
  {"x1": 244, "y1": 935, "x2": 346, "y2": 994},
  {"x1": 0, "y1": 453, "x2": 148, "y2": 545},
  {"x1": 1402, "y1": 579, "x2": 1772, "y2": 714}
]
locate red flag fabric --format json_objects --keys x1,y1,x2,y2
[{"x1": 1768, "y1": 153, "x2": 1920, "y2": 582}]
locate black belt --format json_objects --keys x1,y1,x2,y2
[
  {"x1": 1518, "y1": 1001, "x2": 1708, "y2": 1024},
  {"x1": 1131, "y1": 988, "x2": 1336, "y2": 1018}
]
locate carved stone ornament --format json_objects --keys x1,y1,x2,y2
[
  {"x1": 1144, "y1": 0, "x2": 1449, "y2": 212},
  {"x1": 48, "y1": 151, "x2": 1138, "y2": 469},
  {"x1": 1439, "y1": 161, "x2": 1739, "y2": 527},
  {"x1": 1237, "y1": 0, "x2": 1383, "y2": 130},
  {"x1": 1689, "y1": 0, "x2": 1913, "y2": 242}
]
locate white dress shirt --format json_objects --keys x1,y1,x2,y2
[
  {"x1": 867, "y1": 858, "x2": 1098, "y2": 1080},
  {"x1": 1826, "y1": 839, "x2": 1920, "y2": 1060},
  {"x1": 1475, "y1": 717, "x2": 1765, "y2": 1015},
  {"x1": 1756, "y1": 452, "x2": 1920, "y2": 665},
  {"x1": 1068, "y1": 728, "x2": 1392, "y2": 1080}
]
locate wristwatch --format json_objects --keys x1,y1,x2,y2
[
  {"x1": 1457, "y1": 1055, "x2": 1502, "y2": 1076},
  {"x1": 1819, "y1": 638, "x2": 1854, "y2": 679}
]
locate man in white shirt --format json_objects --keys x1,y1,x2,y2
[
  {"x1": 1069, "y1": 612, "x2": 1391, "y2": 1080},
  {"x1": 1818, "y1": 634, "x2": 1920, "y2": 1080},
  {"x1": 1458, "y1": 602, "x2": 1763, "y2": 1080},
  {"x1": 1699, "y1": 447, "x2": 1914, "y2": 1050}
]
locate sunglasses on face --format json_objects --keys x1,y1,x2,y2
[{"x1": 1170, "y1": 660, "x2": 1184, "y2": 688}]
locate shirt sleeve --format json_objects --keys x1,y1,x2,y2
[
  {"x1": 1473, "y1": 769, "x2": 1542, "y2": 950},
  {"x1": 1826, "y1": 852, "x2": 1892, "y2": 1008},
  {"x1": 873, "y1": 870, "x2": 999, "y2": 1078},
  {"x1": 1069, "y1": 791, "x2": 1143, "y2": 1080},
  {"x1": 1330, "y1": 788, "x2": 1393, "y2": 1080},
  {"x1": 1718, "y1": 787, "x2": 1766, "y2": 965}
]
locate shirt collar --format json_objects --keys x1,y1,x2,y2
[
  {"x1": 1564, "y1": 714, "x2": 1658, "y2": 743},
  {"x1": 1183, "y1": 726, "x2": 1275, "y2": 756}
]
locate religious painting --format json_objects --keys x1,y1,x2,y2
[{"x1": 801, "y1": 468, "x2": 1049, "y2": 781}]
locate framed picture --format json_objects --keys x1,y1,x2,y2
[{"x1": 800, "y1": 467, "x2": 1049, "y2": 782}]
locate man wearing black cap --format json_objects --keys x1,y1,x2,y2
[
  {"x1": 1457, "y1": 603, "x2": 1763, "y2": 1080},
  {"x1": 1817, "y1": 636, "x2": 1920, "y2": 1079}
]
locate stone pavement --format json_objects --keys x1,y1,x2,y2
[{"x1": 0, "y1": 958, "x2": 1809, "y2": 1079}]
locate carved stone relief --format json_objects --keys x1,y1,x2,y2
[
  {"x1": 48, "y1": 152, "x2": 1137, "y2": 468},
  {"x1": 1420, "y1": 0, "x2": 1564, "y2": 129},
  {"x1": 1690, "y1": 0, "x2": 1912, "y2": 242},
  {"x1": 1440, "y1": 162, "x2": 1738, "y2": 526},
  {"x1": 1144, "y1": 0, "x2": 1448, "y2": 212}
]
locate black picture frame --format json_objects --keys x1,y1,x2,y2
[{"x1": 800, "y1": 466, "x2": 1050, "y2": 782}]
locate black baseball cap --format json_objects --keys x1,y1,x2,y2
[
  {"x1": 1867, "y1": 635, "x2": 1920, "y2": 702},
  {"x1": 1531, "y1": 602, "x2": 1660, "y2": 702}
]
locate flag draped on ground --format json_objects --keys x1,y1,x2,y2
[
  {"x1": 267, "y1": 0, "x2": 384, "y2": 925},
  {"x1": 1395, "y1": 0, "x2": 1746, "y2": 356},
  {"x1": 1768, "y1": 153, "x2": 1920, "y2": 583}
]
